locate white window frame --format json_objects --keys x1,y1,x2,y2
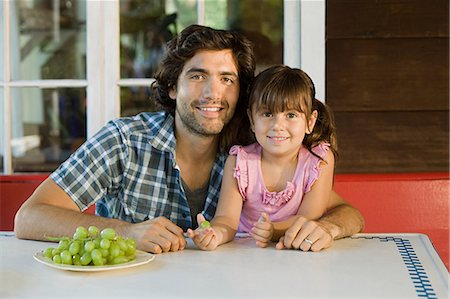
[{"x1": 1, "y1": 0, "x2": 324, "y2": 174}]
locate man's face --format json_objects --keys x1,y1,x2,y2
[{"x1": 169, "y1": 49, "x2": 240, "y2": 137}]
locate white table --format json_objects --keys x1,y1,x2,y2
[{"x1": 0, "y1": 232, "x2": 448, "y2": 299}]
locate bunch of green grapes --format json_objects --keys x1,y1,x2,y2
[{"x1": 42, "y1": 226, "x2": 137, "y2": 266}]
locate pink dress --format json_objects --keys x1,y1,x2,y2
[{"x1": 229, "y1": 142, "x2": 330, "y2": 232}]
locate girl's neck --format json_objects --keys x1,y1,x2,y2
[
  {"x1": 260, "y1": 147, "x2": 300, "y2": 192},
  {"x1": 260, "y1": 147, "x2": 300, "y2": 167}
]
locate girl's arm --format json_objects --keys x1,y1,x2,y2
[
  {"x1": 271, "y1": 150, "x2": 335, "y2": 240},
  {"x1": 187, "y1": 155, "x2": 244, "y2": 250},
  {"x1": 211, "y1": 155, "x2": 244, "y2": 244}
]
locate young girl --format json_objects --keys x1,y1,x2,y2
[{"x1": 187, "y1": 65, "x2": 338, "y2": 250}]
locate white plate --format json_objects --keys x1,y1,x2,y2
[{"x1": 33, "y1": 250, "x2": 155, "y2": 272}]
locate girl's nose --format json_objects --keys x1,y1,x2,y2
[{"x1": 271, "y1": 115, "x2": 286, "y2": 130}]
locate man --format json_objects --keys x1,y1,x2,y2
[{"x1": 14, "y1": 25, "x2": 364, "y2": 254}]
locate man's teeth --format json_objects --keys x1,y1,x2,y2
[{"x1": 200, "y1": 107, "x2": 221, "y2": 111}]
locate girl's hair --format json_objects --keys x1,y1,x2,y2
[
  {"x1": 248, "y1": 65, "x2": 338, "y2": 159},
  {"x1": 149, "y1": 24, "x2": 256, "y2": 152}
]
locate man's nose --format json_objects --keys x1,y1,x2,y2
[{"x1": 203, "y1": 78, "x2": 223, "y2": 101}]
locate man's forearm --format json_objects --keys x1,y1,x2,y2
[
  {"x1": 14, "y1": 203, "x2": 129, "y2": 241},
  {"x1": 318, "y1": 204, "x2": 365, "y2": 240}
]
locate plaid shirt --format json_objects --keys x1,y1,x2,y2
[{"x1": 51, "y1": 112, "x2": 226, "y2": 230}]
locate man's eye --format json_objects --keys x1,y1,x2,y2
[
  {"x1": 191, "y1": 74, "x2": 205, "y2": 80},
  {"x1": 223, "y1": 77, "x2": 235, "y2": 85}
]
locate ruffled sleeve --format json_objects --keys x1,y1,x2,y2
[
  {"x1": 304, "y1": 142, "x2": 330, "y2": 193},
  {"x1": 229, "y1": 145, "x2": 248, "y2": 199}
]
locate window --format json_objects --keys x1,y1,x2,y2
[{"x1": 1, "y1": 0, "x2": 324, "y2": 174}]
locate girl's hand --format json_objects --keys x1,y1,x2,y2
[
  {"x1": 250, "y1": 212, "x2": 273, "y2": 248},
  {"x1": 186, "y1": 214, "x2": 219, "y2": 251}
]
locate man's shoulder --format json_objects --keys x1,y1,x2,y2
[{"x1": 109, "y1": 111, "x2": 173, "y2": 138}]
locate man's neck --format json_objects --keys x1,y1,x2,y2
[{"x1": 174, "y1": 123, "x2": 219, "y2": 191}]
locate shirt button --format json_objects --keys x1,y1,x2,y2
[{"x1": 182, "y1": 213, "x2": 187, "y2": 218}]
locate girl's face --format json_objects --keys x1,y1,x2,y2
[{"x1": 248, "y1": 106, "x2": 317, "y2": 158}]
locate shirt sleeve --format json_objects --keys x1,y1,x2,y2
[
  {"x1": 50, "y1": 120, "x2": 128, "y2": 211},
  {"x1": 229, "y1": 145, "x2": 248, "y2": 200},
  {"x1": 304, "y1": 143, "x2": 330, "y2": 193}
]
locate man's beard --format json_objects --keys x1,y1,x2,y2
[{"x1": 175, "y1": 101, "x2": 234, "y2": 137}]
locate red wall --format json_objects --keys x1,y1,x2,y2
[{"x1": 334, "y1": 173, "x2": 449, "y2": 270}]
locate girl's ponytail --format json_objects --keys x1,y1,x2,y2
[{"x1": 303, "y1": 99, "x2": 338, "y2": 160}]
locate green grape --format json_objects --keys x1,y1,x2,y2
[
  {"x1": 93, "y1": 238, "x2": 101, "y2": 248},
  {"x1": 100, "y1": 238, "x2": 111, "y2": 249},
  {"x1": 100, "y1": 248, "x2": 109, "y2": 257},
  {"x1": 43, "y1": 247, "x2": 54, "y2": 259},
  {"x1": 117, "y1": 238, "x2": 128, "y2": 251},
  {"x1": 52, "y1": 254, "x2": 62, "y2": 264},
  {"x1": 126, "y1": 238, "x2": 136, "y2": 248},
  {"x1": 111, "y1": 256, "x2": 128, "y2": 265},
  {"x1": 84, "y1": 240, "x2": 95, "y2": 252},
  {"x1": 91, "y1": 249, "x2": 102, "y2": 260},
  {"x1": 91, "y1": 249, "x2": 103, "y2": 266},
  {"x1": 60, "y1": 250, "x2": 72, "y2": 265},
  {"x1": 125, "y1": 243, "x2": 136, "y2": 256},
  {"x1": 200, "y1": 220, "x2": 211, "y2": 229},
  {"x1": 80, "y1": 252, "x2": 92, "y2": 266},
  {"x1": 88, "y1": 226, "x2": 99, "y2": 237},
  {"x1": 43, "y1": 226, "x2": 137, "y2": 266},
  {"x1": 109, "y1": 243, "x2": 120, "y2": 258},
  {"x1": 100, "y1": 228, "x2": 116, "y2": 240},
  {"x1": 69, "y1": 241, "x2": 80, "y2": 255},
  {"x1": 72, "y1": 254, "x2": 81, "y2": 266},
  {"x1": 73, "y1": 226, "x2": 88, "y2": 240},
  {"x1": 57, "y1": 239, "x2": 70, "y2": 251}
]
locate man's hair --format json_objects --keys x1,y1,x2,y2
[{"x1": 150, "y1": 24, "x2": 256, "y2": 151}]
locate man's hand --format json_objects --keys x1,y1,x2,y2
[
  {"x1": 276, "y1": 216, "x2": 336, "y2": 252},
  {"x1": 250, "y1": 212, "x2": 273, "y2": 248},
  {"x1": 126, "y1": 217, "x2": 186, "y2": 254}
]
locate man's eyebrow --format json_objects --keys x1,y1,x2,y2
[
  {"x1": 185, "y1": 68, "x2": 238, "y2": 77},
  {"x1": 186, "y1": 68, "x2": 208, "y2": 74}
]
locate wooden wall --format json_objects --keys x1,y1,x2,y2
[{"x1": 326, "y1": 0, "x2": 449, "y2": 173}]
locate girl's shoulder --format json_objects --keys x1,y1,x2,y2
[
  {"x1": 229, "y1": 143, "x2": 261, "y2": 157},
  {"x1": 309, "y1": 142, "x2": 331, "y2": 160}
]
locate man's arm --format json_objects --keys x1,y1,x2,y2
[
  {"x1": 276, "y1": 190, "x2": 365, "y2": 251},
  {"x1": 318, "y1": 190, "x2": 365, "y2": 239},
  {"x1": 14, "y1": 178, "x2": 186, "y2": 254}
]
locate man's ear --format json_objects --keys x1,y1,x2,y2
[
  {"x1": 169, "y1": 85, "x2": 177, "y2": 100},
  {"x1": 306, "y1": 110, "x2": 318, "y2": 134},
  {"x1": 247, "y1": 109, "x2": 255, "y2": 132}
]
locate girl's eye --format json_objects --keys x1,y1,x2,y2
[
  {"x1": 287, "y1": 113, "x2": 297, "y2": 118},
  {"x1": 262, "y1": 112, "x2": 272, "y2": 117}
]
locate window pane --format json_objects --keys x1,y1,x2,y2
[
  {"x1": 221, "y1": 0, "x2": 283, "y2": 72},
  {"x1": 120, "y1": 86, "x2": 156, "y2": 117},
  {"x1": 120, "y1": 0, "x2": 183, "y2": 79},
  {"x1": 11, "y1": 0, "x2": 86, "y2": 80},
  {"x1": 10, "y1": 87, "x2": 86, "y2": 172}
]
